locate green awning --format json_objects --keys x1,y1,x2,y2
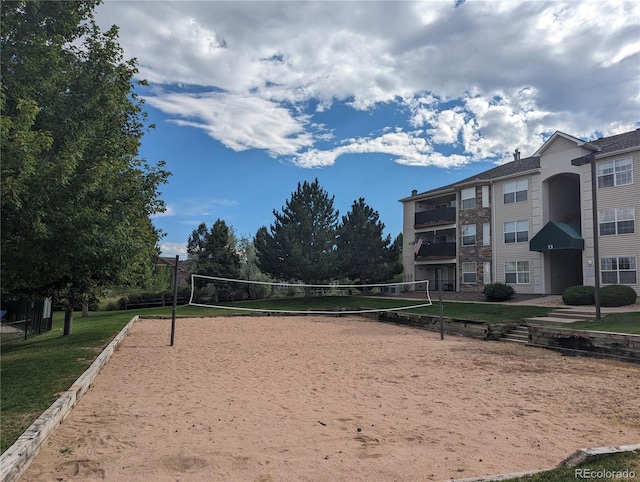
[{"x1": 529, "y1": 221, "x2": 584, "y2": 251}]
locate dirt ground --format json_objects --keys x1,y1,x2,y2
[{"x1": 22, "y1": 316, "x2": 640, "y2": 481}]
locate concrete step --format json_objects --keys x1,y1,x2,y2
[
  {"x1": 501, "y1": 325, "x2": 530, "y2": 343},
  {"x1": 523, "y1": 316, "x2": 583, "y2": 324},
  {"x1": 549, "y1": 310, "x2": 597, "y2": 320},
  {"x1": 501, "y1": 337, "x2": 529, "y2": 344}
]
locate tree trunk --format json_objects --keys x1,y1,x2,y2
[
  {"x1": 81, "y1": 303, "x2": 89, "y2": 317},
  {"x1": 63, "y1": 308, "x2": 73, "y2": 335}
]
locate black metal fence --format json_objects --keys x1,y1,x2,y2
[{"x1": 0, "y1": 298, "x2": 53, "y2": 344}]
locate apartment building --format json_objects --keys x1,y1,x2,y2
[{"x1": 400, "y1": 129, "x2": 640, "y2": 295}]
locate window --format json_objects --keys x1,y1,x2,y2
[
  {"x1": 597, "y1": 158, "x2": 632, "y2": 188},
  {"x1": 599, "y1": 207, "x2": 635, "y2": 235},
  {"x1": 462, "y1": 224, "x2": 476, "y2": 246},
  {"x1": 462, "y1": 262, "x2": 477, "y2": 283},
  {"x1": 504, "y1": 220, "x2": 529, "y2": 243},
  {"x1": 483, "y1": 262, "x2": 491, "y2": 285},
  {"x1": 505, "y1": 261, "x2": 530, "y2": 284},
  {"x1": 601, "y1": 257, "x2": 637, "y2": 284},
  {"x1": 483, "y1": 223, "x2": 490, "y2": 246},
  {"x1": 461, "y1": 187, "x2": 476, "y2": 209},
  {"x1": 482, "y1": 185, "x2": 490, "y2": 208},
  {"x1": 503, "y1": 179, "x2": 528, "y2": 204}
]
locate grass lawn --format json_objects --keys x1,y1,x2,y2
[
  {"x1": 541, "y1": 312, "x2": 640, "y2": 335},
  {"x1": 504, "y1": 449, "x2": 640, "y2": 481},
  {"x1": 215, "y1": 296, "x2": 554, "y2": 323}
]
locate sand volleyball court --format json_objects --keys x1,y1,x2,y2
[{"x1": 22, "y1": 316, "x2": 640, "y2": 481}]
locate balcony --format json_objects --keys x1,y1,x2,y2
[
  {"x1": 415, "y1": 242, "x2": 456, "y2": 259},
  {"x1": 415, "y1": 207, "x2": 456, "y2": 227}
]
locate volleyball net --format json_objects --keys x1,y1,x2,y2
[{"x1": 188, "y1": 275, "x2": 432, "y2": 315}]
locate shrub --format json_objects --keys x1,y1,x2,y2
[
  {"x1": 482, "y1": 282, "x2": 515, "y2": 302},
  {"x1": 600, "y1": 284, "x2": 637, "y2": 307},
  {"x1": 562, "y1": 285, "x2": 595, "y2": 305}
]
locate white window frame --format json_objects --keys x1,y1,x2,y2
[
  {"x1": 503, "y1": 178, "x2": 528, "y2": 204},
  {"x1": 505, "y1": 261, "x2": 530, "y2": 284},
  {"x1": 482, "y1": 185, "x2": 490, "y2": 208},
  {"x1": 598, "y1": 207, "x2": 635, "y2": 236},
  {"x1": 601, "y1": 256, "x2": 637, "y2": 285},
  {"x1": 462, "y1": 262, "x2": 477, "y2": 284},
  {"x1": 462, "y1": 224, "x2": 476, "y2": 246},
  {"x1": 597, "y1": 158, "x2": 633, "y2": 188},
  {"x1": 504, "y1": 220, "x2": 529, "y2": 243},
  {"x1": 461, "y1": 187, "x2": 476, "y2": 210},
  {"x1": 483, "y1": 223, "x2": 490, "y2": 246},
  {"x1": 483, "y1": 261, "x2": 491, "y2": 285}
]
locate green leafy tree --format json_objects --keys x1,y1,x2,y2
[
  {"x1": 336, "y1": 198, "x2": 402, "y2": 286},
  {"x1": 1, "y1": 1, "x2": 169, "y2": 333},
  {"x1": 254, "y1": 179, "x2": 338, "y2": 289},
  {"x1": 187, "y1": 220, "x2": 241, "y2": 300},
  {"x1": 237, "y1": 234, "x2": 271, "y2": 299}
]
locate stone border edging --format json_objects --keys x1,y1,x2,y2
[
  {"x1": 559, "y1": 444, "x2": 640, "y2": 467},
  {"x1": 0, "y1": 315, "x2": 139, "y2": 482},
  {"x1": 450, "y1": 444, "x2": 640, "y2": 482}
]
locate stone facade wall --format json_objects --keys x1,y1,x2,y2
[{"x1": 458, "y1": 184, "x2": 493, "y2": 292}]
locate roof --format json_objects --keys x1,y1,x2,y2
[
  {"x1": 401, "y1": 155, "x2": 540, "y2": 200},
  {"x1": 572, "y1": 129, "x2": 640, "y2": 165},
  {"x1": 402, "y1": 128, "x2": 640, "y2": 202},
  {"x1": 529, "y1": 221, "x2": 584, "y2": 252},
  {"x1": 589, "y1": 129, "x2": 640, "y2": 154},
  {"x1": 156, "y1": 257, "x2": 188, "y2": 271}
]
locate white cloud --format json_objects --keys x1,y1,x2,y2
[
  {"x1": 97, "y1": 0, "x2": 640, "y2": 169},
  {"x1": 294, "y1": 129, "x2": 468, "y2": 168},
  {"x1": 151, "y1": 204, "x2": 177, "y2": 218},
  {"x1": 145, "y1": 91, "x2": 315, "y2": 156},
  {"x1": 159, "y1": 242, "x2": 188, "y2": 258},
  {"x1": 153, "y1": 197, "x2": 237, "y2": 219}
]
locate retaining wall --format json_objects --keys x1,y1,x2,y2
[
  {"x1": 376, "y1": 312, "x2": 516, "y2": 340},
  {"x1": 528, "y1": 326, "x2": 640, "y2": 363}
]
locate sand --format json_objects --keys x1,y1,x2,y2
[{"x1": 22, "y1": 316, "x2": 640, "y2": 481}]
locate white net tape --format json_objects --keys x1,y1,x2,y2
[{"x1": 189, "y1": 274, "x2": 432, "y2": 315}]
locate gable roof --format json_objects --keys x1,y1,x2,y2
[{"x1": 533, "y1": 131, "x2": 600, "y2": 156}]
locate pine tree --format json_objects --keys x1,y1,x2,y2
[
  {"x1": 254, "y1": 179, "x2": 338, "y2": 288},
  {"x1": 336, "y1": 198, "x2": 402, "y2": 285}
]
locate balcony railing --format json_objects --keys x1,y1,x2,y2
[
  {"x1": 415, "y1": 242, "x2": 456, "y2": 258},
  {"x1": 415, "y1": 207, "x2": 456, "y2": 226}
]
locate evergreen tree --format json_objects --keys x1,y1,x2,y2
[
  {"x1": 254, "y1": 179, "x2": 338, "y2": 287},
  {"x1": 187, "y1": 220, "x2": 241, "y2": 301},
  {"x1": 336, "y1": 198, "x2": 402, "y2": 285},
  {"x1": 1, "y1": 1, "x2": 169, "y2": 333},
  {"x1": 187, "y1": 220, "x2": 241, "y2": 279}
]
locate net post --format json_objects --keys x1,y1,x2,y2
[
  {"x1": 437, "y1": 271, "x2": 444, "y2": 340},
  {"x1": 170, "y1": 255, "x2": 179, "y2": 346}
]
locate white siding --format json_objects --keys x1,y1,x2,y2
[
  {"x1": 494, "y1": 175, "x2": 538, "y2": 293},
  {"x1": 594, "y1": 151, "x2": 640, "y2": 293}
]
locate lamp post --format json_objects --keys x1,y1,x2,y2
[{"x1": 572, "y1": 152, "x2": 601, "y2": 320}]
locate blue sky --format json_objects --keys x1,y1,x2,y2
[{"x1": 95, "y1": 1, "x2": 640, "y2": 257}]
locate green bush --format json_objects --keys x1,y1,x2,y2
[
  {"x1": 600, "y1": 284, "x2": 637, "y2": 307},
  {"x1": 562, "y1": 285, "x2": 595, "y2": 305},
  {"x1": 482, "y1": 282, "x2": 515, "y2": 302}
]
